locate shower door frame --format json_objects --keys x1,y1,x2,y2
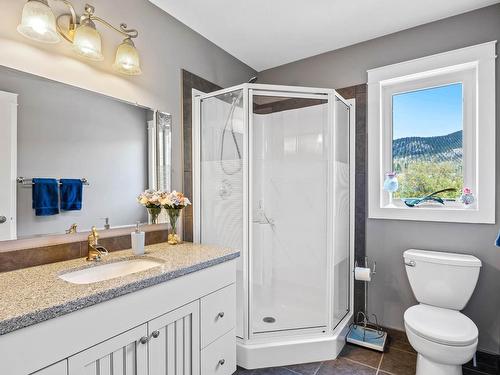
[
  {"x1": 193, "y1": 83, "x2": 355, "y2": 344},
  {"x1": 248, "y1": 88, "x2": 332, "y2": 339}
]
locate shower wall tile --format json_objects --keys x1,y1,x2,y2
[
  {"x1": 182, "y1": 70, "x2": 222, "y2": 242},
  {"x1": 183, "y1": 170, "x2": 193, "y2": 205},
  {"x1": 253, "y1": 97, "x2": 326, "y2": 114},
  {"x1": 355, "y1": 84, "x2": 367, "y2": 94},
  {"x1": 336, "y1": 87, "x2": 356, "y2": 99},
  {"x1": 355, "y1": 133, "x2": 367, "y2": 175}
]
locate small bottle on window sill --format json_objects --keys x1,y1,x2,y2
[
  {"x1": 383, "y1": 172, "x2": 399, "y2": 207},
  {"x1": 460, "y1": 188, "x2": 475, "y2": 208}
]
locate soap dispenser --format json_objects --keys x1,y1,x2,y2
[{"x1": 131, "y1": 221, "x2": 145, "y2": 255}]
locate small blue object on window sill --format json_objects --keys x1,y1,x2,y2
[
  {"x1": 495, "y1": 230, "x2": 500, "y2": 248},
  {"x1": 403, "y1": 188, "x2": 457, "y2": 208}
]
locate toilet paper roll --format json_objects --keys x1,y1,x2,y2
[{"x1": 354, "y1": 267, "x2": 372, "y2": 282}]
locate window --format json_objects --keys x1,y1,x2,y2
[
  {"x1": 368, "y1": 42, "x2": 496, "y2": 223},
  {"x1": 392, "y1": 83, "x2": 463, "y2": 200}
]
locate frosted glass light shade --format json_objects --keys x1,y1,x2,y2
[
  {"x1": 113, "y1": 38, "x2": 142, "y2": 75},
  {"x1": 17, "y1": 0, "x2": 61, "y2": 44},
  {"x1": 73, "y1": 20, "x2": 104, "y2": 61}
]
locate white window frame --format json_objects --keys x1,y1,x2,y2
[{"x1": 368, "y1": 41, "x2": 496, "y2": 223}]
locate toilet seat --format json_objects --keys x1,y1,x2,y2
[{"x1": 404, "y1": 304, "x2": 478, "y2": 347}]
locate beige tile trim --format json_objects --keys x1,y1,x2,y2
[{"x1": 0, "y1": 224, "x2": 168, "y2": 253}]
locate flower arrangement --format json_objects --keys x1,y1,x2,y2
[
  {"x1": 137, "y1": 190, "x2": 191, "y2": 244},
  {"x1": 137, "y1": 190, "x2": 163, "y2": 224},
  {"x1": 159, "y1": 191, "x2": 191, "y2": 209},
  {"x1": 160, "y1": 191, "x2": 191, "y2": 245}
]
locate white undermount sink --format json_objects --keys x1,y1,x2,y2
[{"x1": 59, "y1": 258, "x2": 164, "y2": 284}]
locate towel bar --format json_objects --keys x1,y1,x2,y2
[{"x1": 16, "y1": 177, "x2": 89, "y2": 186}]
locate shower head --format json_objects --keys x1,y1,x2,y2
[{"x1": 248, "y1": 76, "x2": 258, "y2": 84}]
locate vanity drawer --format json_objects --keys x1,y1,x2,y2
[
  {"x1": 201, "y1": 284, "x2": 236, "y2": 348},
  {"x1": 201, "y1": 329, "x2": 236, "y2": 375}
]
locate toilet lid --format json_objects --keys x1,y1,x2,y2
[{"x1": 404, "y1": 304, "x2": 478, "y2": 346}]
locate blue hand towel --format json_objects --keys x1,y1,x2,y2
[
  {"x1": 60, "y1": 179, "x2": 83, "y2": 211},
  {"x1": 32, "y1": 178, "x2": 59, "y2": 216}
]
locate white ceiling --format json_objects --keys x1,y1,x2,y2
[{"x1": 149, "y1": 0, "x2": 499, "y2": 71}]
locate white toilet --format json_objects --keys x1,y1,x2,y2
[{"x1": 403, "y1": 249, "x2": 482, "y2": 375}]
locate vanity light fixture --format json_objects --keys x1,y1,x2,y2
[
  {"x1": 72, "y1": 15, "x2": 103, "y2": 61},
  {"x1": 17, "y1": 0, "x2": 60, "y2": 44},
  {"x1": 17, "y1": 1, "x2": 142, "y2": 76},
  {"x1": 113, "y1": 37, "x2": 142, "y2": 76}
]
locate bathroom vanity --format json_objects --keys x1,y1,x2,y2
[{"x1": 0, "y1": 242, "x2": 239, "y2": 375}]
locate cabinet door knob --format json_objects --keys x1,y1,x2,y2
[
  {"x1": 151, "y1": 330, "x2": 160, "y2": 339},
  {"x1": 139, "y1": 336, "x2": 149, "y2": 344},
  {"x1": 0, "y1": 216, "x2": 6, "y2": 224},
  {"x1": 218, "y1": 359, "x2": 225, "y2": 366},
  {"x1": 217, "y1": 312, "x2": 225, "y2": 319}
]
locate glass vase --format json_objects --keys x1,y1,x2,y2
[
  {"x1": 147, "y1": 206, "x2": 161, "y2": 224},
  {"x1": 383, "y1": 172, "x2": 399, "y2": 207},
  {"x1": 167, "y1": 208, "x2": 181, "y2": 245}
]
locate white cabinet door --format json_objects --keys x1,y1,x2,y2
[
  {"x1": 0, "y1": 90, "x2": 17, "y2": 241},
  {"x1": 201, "y1": 330, "x2": 235, "y2": 375},
  {"x1": 148, "y1": 300, "x2": 200, "y2": 375},
  {"x1": 68, "y1": 324, "x2": 148, "y2": 375},
  {"x1": 32, "y1": 361, "x2": 67, "y2": 375},
  {"x1": 200, "y1": 285, "x2": 236, "y2": 348}
]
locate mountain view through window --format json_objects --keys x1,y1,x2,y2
[{"x1": 392, "y1": 83, "x2": 463, "y2": 199}]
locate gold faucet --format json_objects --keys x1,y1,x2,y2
[
  {"x1": 66, "y1": 223, "x2": 78, "y2": 234},
  {"x1": 87, "y1": 226, "x2": 109, "y2": 261}
]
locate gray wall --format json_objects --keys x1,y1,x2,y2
[
  {"x1": 259, "y1": 4, "x2": 500, "y2": 354},
  {"x1": 0, "y1": 66, "x2": 149, "y2": 238},
  {"x1": 0, "y1": 0, "x2": 256, "y2": 195}
]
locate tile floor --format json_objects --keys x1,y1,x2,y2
[
  {"x1": 234, "y1": 328, "x2": 417, "y2": 375},
  {"x1": 234, "y1": 327, "x2": 498, "y2": 375}
]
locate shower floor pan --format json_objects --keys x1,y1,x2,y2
[{"x1": 237, "y1": 311, "x2": 353, "y2": 369}]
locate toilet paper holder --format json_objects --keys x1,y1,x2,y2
[{"x1": 347, "y1": 256, "x2": 387, "y2": 352}]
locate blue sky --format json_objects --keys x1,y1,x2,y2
[{"x1": 392, "y1": 83, "x2": 463, "y2": 139}]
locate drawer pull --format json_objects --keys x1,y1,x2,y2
[
  {"x1": 218, "y1": 359, "x2": 225, "y2": 366},
  {"x1": 217, "y1": 312, "x2": 225, "y2": 319},
  {"x1": 139, "y1": 336, "x2": 149, "y2": 345},
  {"x1": 151, "y1": 330, "x2": 160, "y2": 339}
]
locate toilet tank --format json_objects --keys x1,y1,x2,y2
[{"x1": 404, "y1": 249, "x2": 481, "y2": 310}]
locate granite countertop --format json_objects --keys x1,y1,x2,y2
[{"x1": 0, "y1": 242, "x2": 239, "y2": 336}]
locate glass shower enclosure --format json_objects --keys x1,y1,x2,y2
[{"x1": 193, "y1": 84, "x2": 354, "y2": 368}]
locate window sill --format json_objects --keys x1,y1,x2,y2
[{"x1": 369, "y1": 202, "x2": 494, "y2": 224}]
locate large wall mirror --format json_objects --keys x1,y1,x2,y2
[{"x1": 0, "y1": 66, "x2": 171, "y2": 242}]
